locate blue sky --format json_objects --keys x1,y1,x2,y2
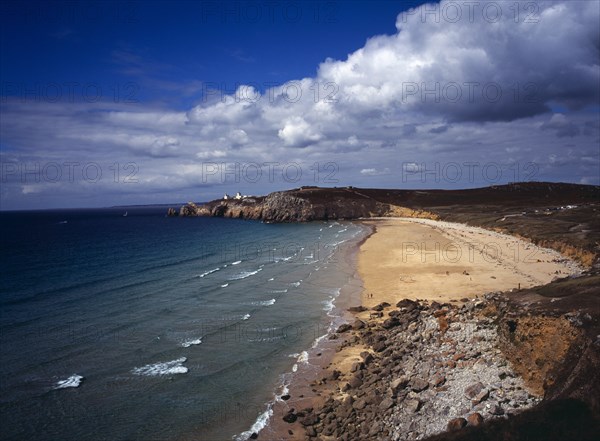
[
  {"x1": 1, "y1": 1, "x2": 422, "y2": 108},
  {"x1": 1, "y1": 0, "x2": 599, "y2": 209}
]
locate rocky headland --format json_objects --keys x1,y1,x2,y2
[{"x1": 170, "y1": 186, "x2": 438, "y2": 222}]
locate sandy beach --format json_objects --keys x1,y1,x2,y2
[{"x1": 358, "y1": 218, "x2": 582, "y2": 308}]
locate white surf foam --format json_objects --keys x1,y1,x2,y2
[
  {"x1": 312, "y1": 333, "x2": 328, "y2": 348},
  {"x1": 231, "y1": 260, "x2": 242, "y2": 265},
  {"x1": 278, "y1": 384, "x2": 290, "y2": 399},
  {"x1": 252, "y1": 299, "x2": 276, "y2": 306},
  {"x1": 132, "y1": 357, "x2": 188, "y2": 376},
  {"x1": 242, "y1": 313, "x2": 251, "y2": 320},
  {"x1": 230, "y1": 268, "x2": 262, "y2": 280},
  {"x1": 181, "y1": 338, "x2": 202, "y2": 348},
  {"x1": 291, "y1": 351, "x2": 309, "y2": 371},
  {"x1": 234, "y1": 405, "x2": 273, "y2": 441},
  {"x1": 221, "y1": 283, "x2": 229, "y2": 288},
  {"x1": 323, "y1": 297, "x2": 335, "y2": 313},
  {"x1": 275, "y1": 256, "x2": 294, "y2": 262},
  {"x1": 54, "y1": 374, "x2": 83, "y2": 389},
  {"x1": 198, "y1": 267, "x2": 220, "y2": 278},
  {"x1": 298, "y1": 351, "x2": 309, "y2": 363}
]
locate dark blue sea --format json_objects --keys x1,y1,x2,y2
[{"x1": 0, "y1": 207, "x2": 367, "y2": 441}]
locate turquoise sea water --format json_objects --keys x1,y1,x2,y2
[{"x1": 0, "y1": 207, "x2": 367, "y2": 440}]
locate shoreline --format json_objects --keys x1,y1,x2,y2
[
  {"x1": 259, "y1": 217, "x2": 584, "y2": 441},
  {"x1": 244, "y1": 222, "x2": 373, "y2": 441}
]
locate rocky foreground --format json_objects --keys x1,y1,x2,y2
[{"x1": 276, "y1": 289, "x2": 599, "y2": 441}]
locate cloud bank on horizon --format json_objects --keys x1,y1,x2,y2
[{"x1": 1, "y1": 0, "x2": 599, "y2": 209}]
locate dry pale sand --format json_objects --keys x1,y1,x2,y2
[{"x1": 358, "y1": 217, "x2": 583, "y2": 308}]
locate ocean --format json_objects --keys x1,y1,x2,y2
[{"x1": 0, "y1": 207, "x2": 367, "y2": 441}]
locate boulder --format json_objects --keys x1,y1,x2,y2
[
  {"x1": 336, "y1": 324, "x2": 352, "y2": 333},
  {"x1": 382, "y1": 317, "x2": 401, "y2": 329},
  {"x1": 390, "y1": 376, "x2": 409, "y2": 394},
  {"x1": 409, "y1": 377, "x2": 429, "y2": 392},
  {"x1": 447, "y1": 418, "x2": 467, "y2": 431},
  {"x1": 467, "y1": 412, "x2": 484, "y2": 426},
  {"x1": 353, "y1": 319, "x2": 366, "y2": 330},
  {"x1": 282, "y1": 410, "x2": 297, "y2": 423},
  {"x1": 464, "y1": 382, "x2": 485, "y2": 400},
  {"x1": 405, "y1": 398, "x2": 421, "y2": 413},
  {"x1": 348, "y1": 375, "x2": 363, "y2": 389},
  {"x1": 379, "y1": 397, "x2": 395, "y2": 411},
  {"x1": 300, "y1": 413, "x2": 320, "y2": 426}
]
